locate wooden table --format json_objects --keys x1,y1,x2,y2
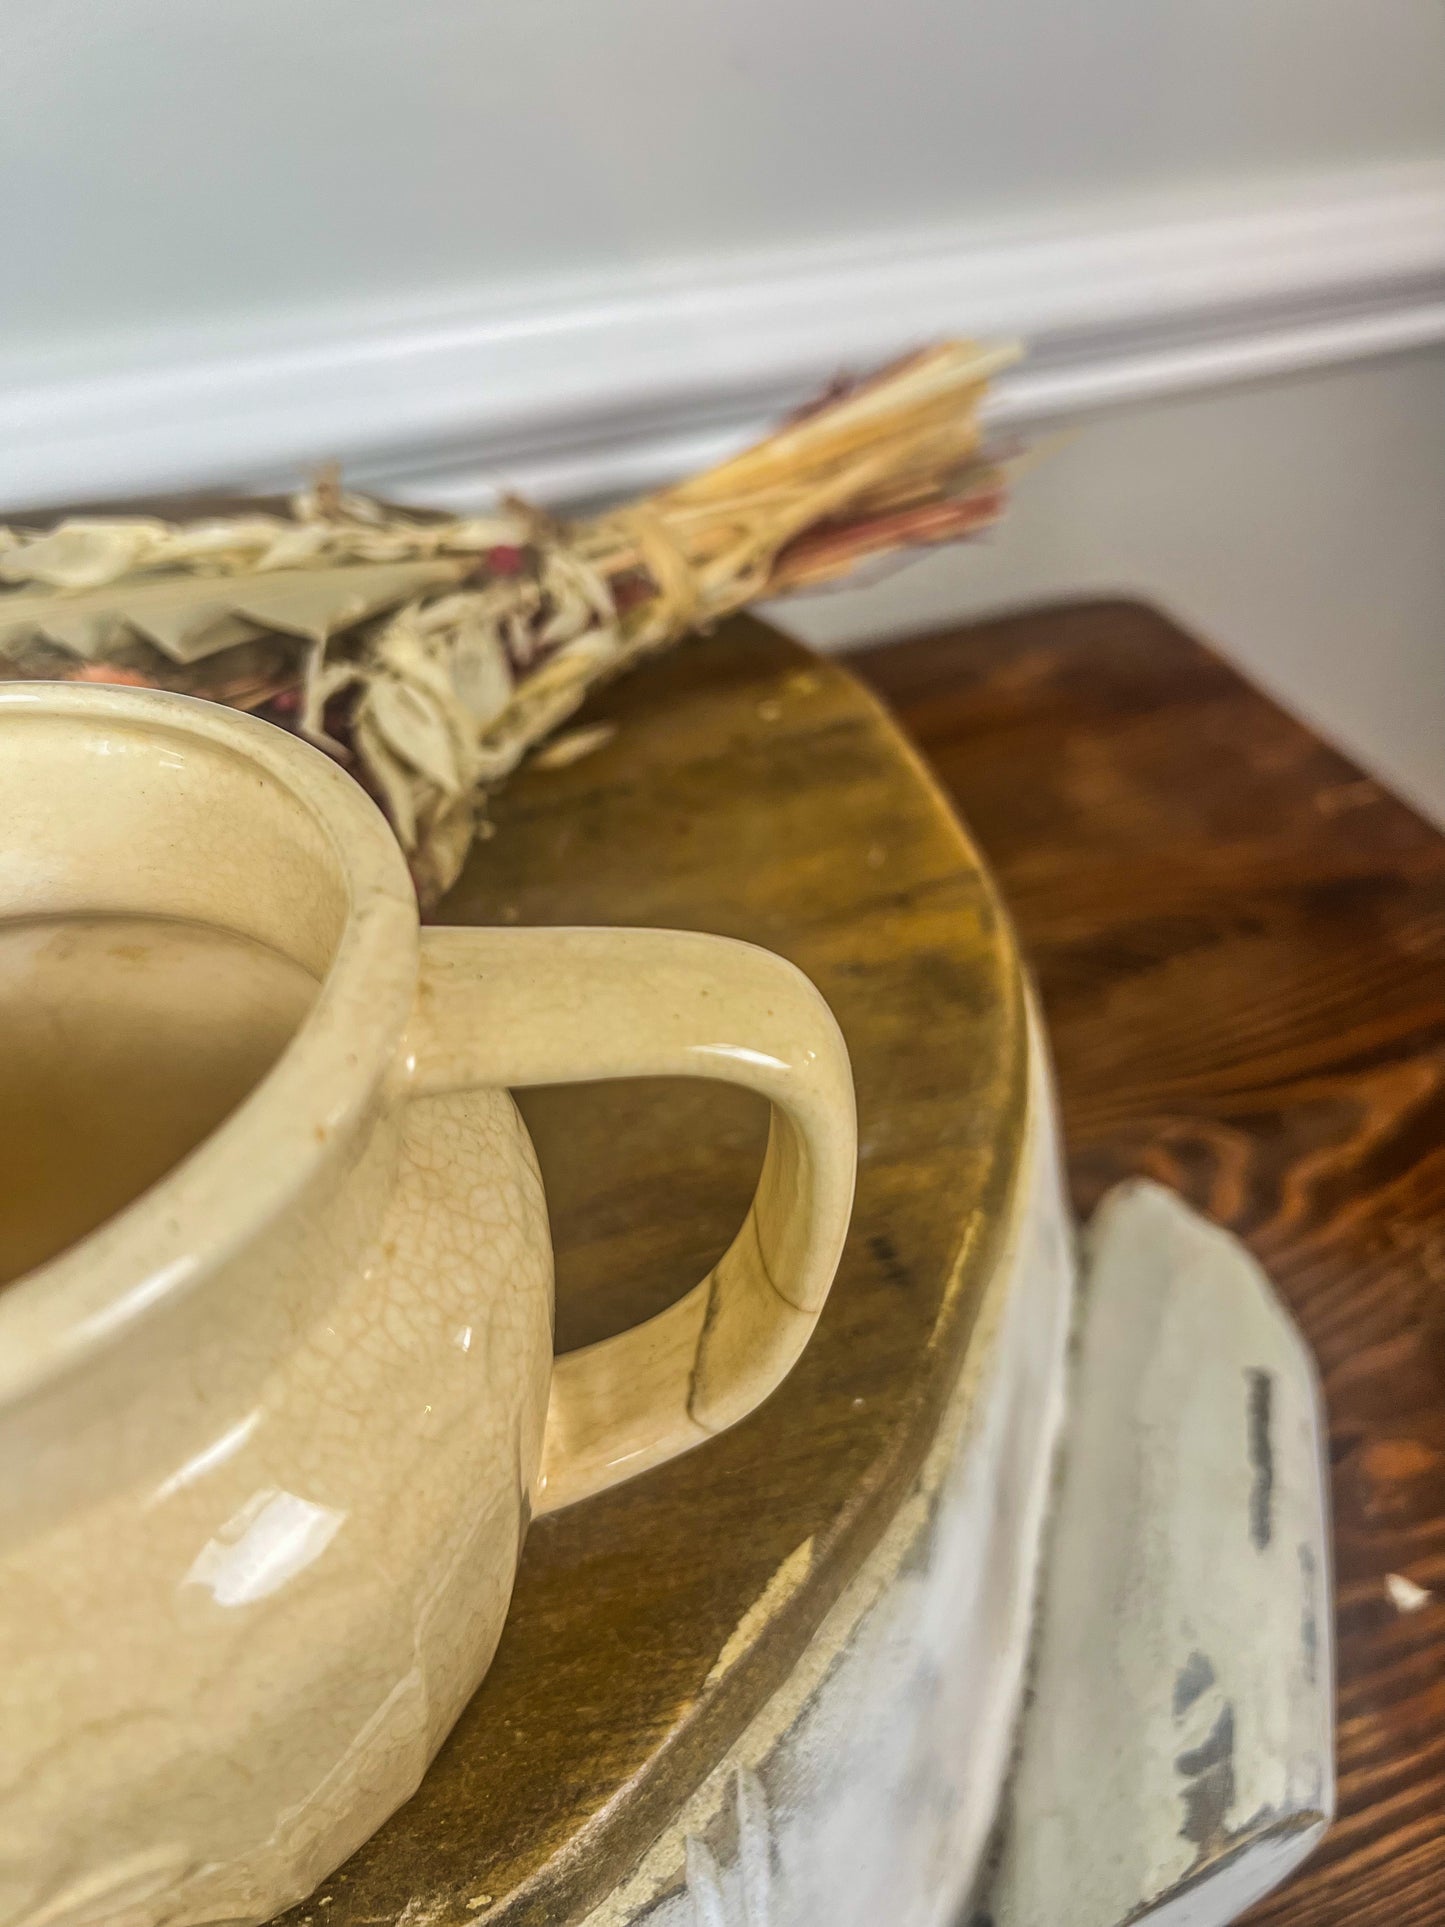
[{"x1": 852, "y1": 598, "x2": 1445, "y2": 1927}]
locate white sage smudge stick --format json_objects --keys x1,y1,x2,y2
[{"x1": 0, "y1": 338, "x2": 1018, "y2": 904}]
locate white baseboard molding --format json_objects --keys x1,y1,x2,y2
[{"x1": 3, "y1": 161, "x2": 1443, "y2": 514}]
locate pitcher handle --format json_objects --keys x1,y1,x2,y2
[{"x1": 408, "y1": 926, "x2": 857, "y2": 1514}]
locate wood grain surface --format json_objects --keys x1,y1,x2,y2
[
  {"x1": 276, "y1": 617, "x2": 1030, "y2": 1926},
  {"x1": 853, "y1": 599, "x2": 1445, "y2": 1927}
]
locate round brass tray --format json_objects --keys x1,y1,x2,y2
[{"x1": 280, "y1": 616, "x2": 1028, "y2": 1927}]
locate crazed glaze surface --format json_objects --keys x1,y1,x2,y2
[
  {"x1": 1, "y1": 1089, "x2": 552, "y2": 1927},
  {"x1": 0, "y1": 685, "x2": 855, "y2": 1927}
]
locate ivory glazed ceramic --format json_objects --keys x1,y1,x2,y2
[{"x1": 0, "y1": 683, "x2": 856, "y2": 1927}]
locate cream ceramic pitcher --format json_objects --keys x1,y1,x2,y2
[{"x1": 0, "y1": 683, "x2": 856, "y2": 1927}]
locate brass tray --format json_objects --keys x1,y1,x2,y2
[{"x1": 281, "y1": 616, "x2": 1026, "y2": 1926}]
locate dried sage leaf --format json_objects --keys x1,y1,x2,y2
[
  {"x1": 364, "y1": 676, "x2": 462, "y2": 794},
  {"x1": 450, "y1": 622, "x2": 513, "y2": 730},
  {"x1": 411, "y1": 792, "x2": 477, "y2": 903},
  {"x1": 0, "y1": 559, "x2": 466, "y2": 664},
  {"x1": 227, "y1": 561, "x2": 469, "y2": 649},
  {"x1": 353, "y1": 711, "x2": 422, "y2": 850},
  {"x1": 529, "y1": 722, "x2": 617, "y2": 771},
  {"x1": 0, "y1": 519, "x2": 171, "y2": 590}
]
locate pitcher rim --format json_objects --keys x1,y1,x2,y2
[{"x1": 0, "y1": 681, "x2": 419, "y2": 1410}]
